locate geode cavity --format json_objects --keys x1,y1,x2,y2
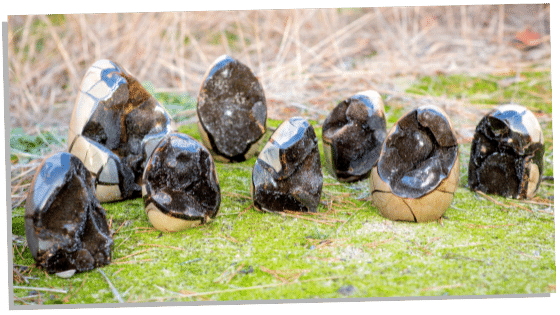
[
  {"x1": 369, "y1": 105, "x2": 460, "y2": 222},
  {"x1": 197, "y1": 55, "x2": 267, "y2": 162},
  {"x1": 468, "y1": 104, "x2": 544, "y2": 199},
  {"x1": 252, "y1": 117, "x2": 323, "y2": 212},
  {"x1": 142, "y1": 133, "x2": 221, "y2": 232},
  {"x1": 68, "y1": 59, "x2": 173, "y2": 202},
  {"x1": 322, "y1": 90, "x2": 387, "y2": 182},
  {"x1": 25, "y1": 152, "x2": 113, "y2": 274}
]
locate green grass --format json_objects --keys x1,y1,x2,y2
[
  {"x1": 406, "y1": 70, "x2": 552, "y2": 114},
  {"x1": 11, "y1": 72, "x2": 554, "y2": 305}
]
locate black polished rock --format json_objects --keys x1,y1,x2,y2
[
  {"x1": 252, "y1": 117, "x2": 323, "y2": 212},
  {"x1": 468, "y1": 104, "x2": 544, "y2": 199},
  {"x1": 68, "y1": 59, "x2": 173, "y2": 202},
  {"x1": 25, "y1": 152, "x2": 113, "y2": 274},
  {"x1": 376, "y1": 105, "x2": 458, "y2": 199},
  {"x1": 142, "y1": 133, "x2": 221, "y2": 232},
  {"x1": 369, "y1": 105, "x2": 460, "y2": 222},
  {"x1": 197, "y1": 55, "x2": 267, "y2": 162},
  {"x1": 322, "y1": 90, "x2": 387, "y2": 182}
]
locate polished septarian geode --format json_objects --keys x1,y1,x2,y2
[
  {"x1": 322, "y1": 90, "x2": 387, "y2": 182},
  {"x1": 252, "y1": 117, "x2": 323, "y2": 212},
  {"x1": 369, "y1": 105, "x2": 460, "y2": 222},
  {"x1": 25, "y1": 152, "x2": 113, "y2": 274},
  {"x1": 68, "y1": 59, "x2": 173, "y2": 202},
  {"x1": 142, "y1": 133, "x2": 221, "y2": 232},
  {"x1": 197, "y1": 55, "x2": 267, "y2": 162},
  {"x1": 468, "y1": 104, "x2": 544, "y2": 199}
]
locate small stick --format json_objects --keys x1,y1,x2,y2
[
  {"x1": 13, "y1": 286, "x2": 67, "y2": 294},
  {"x1": 138, "y1": 244, "x2": 184, "y2": 251},
  {"x1": 115, "y1": 248, "x2": 152, "y2": 261},
  {"x1": 475, "y1": 190, "x2": 511, "y2": 210},
  {"x1": 98, "y1": 269, "x2": 124, "y2": 303},
  {"x1": 113, "y1": 221, "x2": 128, "y2": 235},
  {"x1": 112, "y1": 259, "x2": 153, "y2": 265}
]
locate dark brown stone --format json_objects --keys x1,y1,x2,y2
[
  {"x1": 468, "y1": 104, "x2": 544, "y2": 199},
  {"x1": 197, "y1": 55, "x2": 267, "y2": 162},
  {"x1": 25, "y1": 152, "x2": 113, "y2": 274},
  {"x1": 68, "y1": 59, "x2": 173, "y2": 202},
  {"x1": 252, "y1": 117, "x2": 323, "y2": 212},
  {"x1": 143, "y1": 133, "x2": 221, "y2": 232},
  {"x1": 322, "y1": 91, "x2": 387, "y2": 182},
  {"x1": 376, "y1": 105, "x2": 459, "y2": 199}
]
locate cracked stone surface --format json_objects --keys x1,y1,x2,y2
[
  {"x1": 197, "y1": 55, "x2": 267, "y2": 162},
  {"x1": 25, "y1": 152, "x2": 113, "y2": 274},
  {"x1": 252, "y1": 117, "x2": 323, "y2": 212},
  {"x1": 142, "y1": 133, "x2": 221, "y2": 232},
  {"x1": 322, "y1": 90, "x2": 387, "y2": 182},
  {"x1": 369, "y1": 105, "x2": 460, "y2": 222},
  {"x1": 68, "y1": 59, "x2": 173, "y2": 202},
  {"x1": 468, "y1": 104, "x2": 544, "y2": 199}
]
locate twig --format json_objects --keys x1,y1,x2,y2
[
  {"x1": 13, "y1": 286, "x2": 67, "y2": 294},
  {"x1": 98, "y1": 269, "x2": 124, "y2": 303},
  {"x1": 112, "y1": 259, "x2": 153, "y2": 265},
  {"x1": 475, "y1": 190, "x2": 511, "y2": 211},
  {"x1": 115, "y1": 248, "x2": 152, "y2": 261},
  {"x1": 137, "y1": 244, "x2": 184, "y2": 251},
  {"x1": 131, "y1": 275, "x2": 346, "y2": 302}
]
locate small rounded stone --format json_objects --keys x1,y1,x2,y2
[
  {"x1": 197, "y1": 55, "x2": 267, "y2": 162},
  {"x1": 322, "y1": 90, "x2": 387, "y2": 182},
  {"x1": 25, "y1": 152, "x2": 113, "y2": 274},
  {"x1": 252, "y1": 117, "x2": 323, "y2": 212},
  {"x1": 142, "y1": 133, "x2": 221, "y2": 232},
  {"x1": 468, "y1": 104, "x2": 544, "y2": 199},
  {"x1": 68, "y1": 59, "x2": 174, "y2": 202},
  {"x1": 369, "y1": 105, "x2": 460, "y2": 222}
]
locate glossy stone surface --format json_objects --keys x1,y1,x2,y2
[
  {"x1": 252, "y1": 117, "x2": 323, "y2": 212},
  {"x1": 25, "y1": 152, "x2": 113, "y2": 274},
  {"x1": 197, "y1": 55, "x2": 267, "y2": 162},
  {"x1": 142, "y1": 133, "x2": 221, "y2": 232},
  {"x1": 68, "y1": 59, "x2": 173, "y2": 202},
  {"x1": 468, "y1": 104, "x2": 544, "y2": 199},
  {"x1": 369, "y1": 105, "x2": 460, "y2": 222},
  {"x1": 322, "y1": 90, "x2": 387, "y2": 182}
]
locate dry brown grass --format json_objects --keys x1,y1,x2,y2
[
  {"x1": 6, "y1": 5, "x2": 551, "y2": 208},
  {"x1": 8, "y1": 5, "x2": 550, "y2": 131}
]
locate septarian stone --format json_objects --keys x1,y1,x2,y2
[
  {"x1": 369, "y1": 105, "x2": 460, "y2": 222},
  {"x1": 142, "y1": 133, "x2": 221, "y2": 232},
  {"x1": 322, "y1": 90, "x2": 387, "y2": 182},
  {"x1": 468, "y1": 104, "x2": 544, "y2": 199},
  {"x1": 25, "y1": 152, "x2": 113, "y2": 274},
  {"x1": 197, "y1": 55, "x2": 267, "y2": 162},
  {"x1": 252, "y1": 117, "x2": 323, "y2": 212},
  {"x1": 68, "y1": 59, "x2": 173, "y2": 202}
]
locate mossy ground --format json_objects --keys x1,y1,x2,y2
[{"x1": 11, "y1": 72, "x2": 555, "y2": 305}]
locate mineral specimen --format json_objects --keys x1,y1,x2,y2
[
  {"x1": 322, "y1": 90, "x2": 387, "y2": 182},
  {"x1": 369, "y1": 105, "x2": 460, "y2": 222},
  {"x1": 142, "y1": 133, "x2": 221, "y2": 232},
  {"x1": 68, "y1": 59, "x2": 173, "y2": 202},
  {"x1": 252, "y1": 117, "x2": 323, "y2": 212},
  {"x1": 468, "y1": 104, "x2": 544, "y2": 199},
  {"x1": 25, "y1": 152, "x2": 113, "y2": 274},
  {"x1": 197, "y1": 55, "x2": 267, "y2": 162}
]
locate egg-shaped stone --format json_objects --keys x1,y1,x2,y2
[
  {"x1": 322, "y1": 90, "x2": 387, "y2": 182},
  {"x1": 142, "y1": 133, "x2": 221, "y2": 232},
  {"x1": 197, "y1": 55, "x2": 267, "y2": 162},
  {"x1": 68, "y1": 59, "x2": 174, "y2": 202},
  {"x1": 252, "y1": 117, "x2": 323, "y2": 212},
  {"x1": 25, "y1": 152, "x2": 113, "y2": 274},
  {"x1": 369, "y1": 105, "x2": 460, "y2": 222},
  {"x1": 468, "y1": 104, "x2": 544, "y2": 199}
]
